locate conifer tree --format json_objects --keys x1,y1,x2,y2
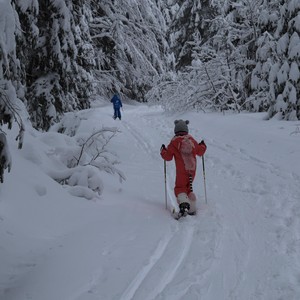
[
  {"x1": 212, "y1": 0, "x2": 264, "y2": 108},
  {"x1": 250, "y1": 0, "x2": 279, "y2": 112},
  {"x1": 268, "y1": 0, "x2": 300, "y2": 120},
  {"x1": 0, "y1": 0, "x2": 25, "y2": 182},
  {"x1": 168, "y1": 0, "x2": 217, "y2": 70},
  {"x1": 22, "y1": 0, "x2": 95, "y2": 130}
]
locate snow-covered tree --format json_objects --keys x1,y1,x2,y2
[
  {"x1": 149, "y1": 0, "x2": 263, "y2": 113},
  {"x1": 14, "y1": 0, "x2": 95, "y2": 130},
  {"x1": 267, "y1": 0, "x2": 300, "y2": 120},
  {"x1": 90, "y1": 0, "x2": 168, "y2": 101},
  {"x1": 0, "y1": 0, "x2": 25, "y2": 182},
  {"x1": 167, "y1": 0, "x2": 218, "y2": 70},
  {"x1": 208, "y1": 0, "x2": 266, "y2": 110},
  {"x1": 249, "y1": 0, "x2": 280, "y2": 112},
  {"x1": 147, "y1": 0, "x2": 239, "y2": 113}
]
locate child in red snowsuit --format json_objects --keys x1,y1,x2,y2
[{"x1": 160, "y1": 120, "x2": 206, "y2": 215}]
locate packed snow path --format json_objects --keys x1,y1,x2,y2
[
  {"x1": 1, "y1": 104, "x2": 300, "y2": 300},
  {"x1": 116, "y1": 105, "x2": 300, "y2": 300}
]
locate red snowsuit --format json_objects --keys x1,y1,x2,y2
[{"x1": 161, "y1": 133, "x2": 206, "y2": 197}]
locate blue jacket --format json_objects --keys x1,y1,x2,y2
[{"x1": 111, "y1": 94, "x2": 122, "y2": 109}]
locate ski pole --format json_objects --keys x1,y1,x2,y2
[
  {"x1": 202, "y1": 155, "x2": 207, "y2": 204},
  {"x1": 164, "y1": 160, "x2": 167, "y2": 209}
]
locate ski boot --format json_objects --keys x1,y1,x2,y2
[{"x1": 178, "y1": 202, "x2": 190, "y2": 218}]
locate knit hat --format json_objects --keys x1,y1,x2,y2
[{"x1": 174, "y1": 119, "x2": 189, "y2": 134}]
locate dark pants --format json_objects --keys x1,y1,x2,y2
[{"x1": 114, "y1": 108, "x2": 121, "y2": 119}]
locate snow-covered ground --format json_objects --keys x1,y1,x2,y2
[{"x1": 1, "y1": 102, "x2": 300, "y2": 300}]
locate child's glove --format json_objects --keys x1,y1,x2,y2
[
  {"x1": 199, "y1": 140, "x2": 206, "y2": 146},
  {"x1": 160, "y1": 144, "x2": 166, "y2": 151}
]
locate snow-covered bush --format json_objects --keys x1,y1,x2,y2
[{"x1": 48, "y1": 117, "x2": 125, "y2": 200}]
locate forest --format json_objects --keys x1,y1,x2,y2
[{"x1": 1, "y1": 0, "x2": 300, "y2": 181}]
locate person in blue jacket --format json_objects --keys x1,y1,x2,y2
[{"x1": 111, "y1": 93, "x2": 123, "y2": 120}]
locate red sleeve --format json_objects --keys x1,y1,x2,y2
[
  {"x1": 196, "y1": 143, "x2": 207, "y2": 156},
  {"x1": 191, "y1": 137, "x2": 207, "y2": 156},
  {"x1": 160, "y1": 143, "x2": 174, "y2": 161}
]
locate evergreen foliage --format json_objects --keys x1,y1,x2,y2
[
  {"x1": 0, "y1": 0, "x2": 25, "y2": 182},
  {"x1": 14, "y1": 0, "x2": 95, "y2": 131},
  {"x1": 167, "y1": 0, "x2": 218, "y2": 70},
  {"x1": 89, "y1": 0, "x2": 168, "y2": 100},
  {"x1": 267, "y1": 0, "x2": 300, "y2": 120},
  {"x1": 250, "y1": 0, "x2": 279, "y2": 112}
]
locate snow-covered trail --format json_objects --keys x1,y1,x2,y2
[
  {"x1": 1, "y1": 103, "x2": 300, "y2": 300},
  {"x1": 199, "y1": 116, "x2": 300, "y2": 300},
  {"x1": 106, "y1": 105, "x2": 220, "y2": 300},
  {"x1": 112, "y1": 105, "x2": 300, "y2": 300}
]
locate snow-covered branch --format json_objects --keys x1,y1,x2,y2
[{"x1": 48, "y1": 120, "x2": 125, "y2": 200}]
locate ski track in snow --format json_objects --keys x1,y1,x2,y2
[
  {"x1": 118, "y1": 109, "x2": 222, "y2": 299},
  {"x1": 122, "y1": 120, "x2": 156, "y2": 160},
  {"x1": 120, "y1": 225, "x2": 194, "y2": 300},
  {"x1": 205, "y1": 135, "x2": 300, "y2": 299}
]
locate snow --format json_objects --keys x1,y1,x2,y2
[
  {"x1": 293, "y1": 14, "x2": 300, "y2": 31},
  {"x1": 15, "y1": 0, "x2": 39, "y2": 13},
  {"x1": 0, "y1": 1, "x2": 15, "y2": 56},
  {"x1": 277, "y1": 33, "x2": 289, "y2": 56},
  {"x1": 277, "y1": 61, "x2": 290, "y2": 85},
  {"x1": 1, "y1": 103, "x2": 300, "y2": 300},
  {"x1": 289, "y1": 61, "x2": 300, "y2": 82}
]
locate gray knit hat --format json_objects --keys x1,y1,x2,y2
[{"x1": 174, "y1": 119, "x2": 189, "y2": 134}]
